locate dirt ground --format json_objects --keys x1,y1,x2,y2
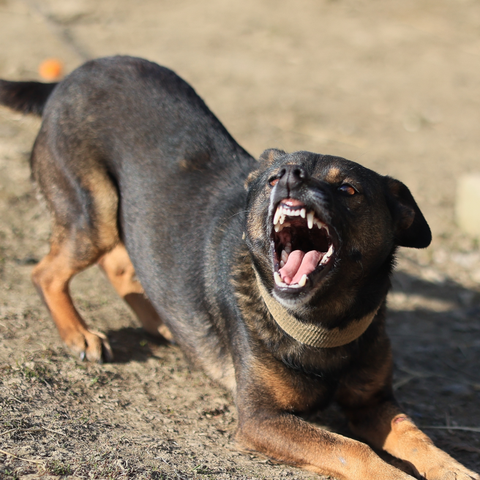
[{"x1": 0, "y1": 0, "x2": 479, "y2": 478}]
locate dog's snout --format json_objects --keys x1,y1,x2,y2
[{"x1": 277, "y1": 164, "x2": 308, "y2": 191}]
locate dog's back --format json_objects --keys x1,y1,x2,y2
[{"x1": 0, "y1": 56, "x2": 255, "y2": 374}]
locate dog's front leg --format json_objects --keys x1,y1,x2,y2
[
  {"x1": 235, "y1": 407, "x2": 417, "y2": 480},
  {"x1": 341, "y1": 396, "x2": 479, "y2": 480}
]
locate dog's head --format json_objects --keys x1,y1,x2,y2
[{"x1": 245, "y1": 149, "x2": 431, "y2": 314}]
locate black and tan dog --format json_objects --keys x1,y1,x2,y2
[{"x1": 0, "y1": 56, "x2": 477, "y2": 480}]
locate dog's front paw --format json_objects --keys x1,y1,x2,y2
[
  {"x1": 66, "y1": 329, "x2": 113, "y2": 363},
  {"x1": 425, "y1": 463, "x2": 479, "y2": 480}
]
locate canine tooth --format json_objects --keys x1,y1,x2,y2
[
  {"x1": 307, "y1": 211, "x2": 314, "y2": 229},
  {"x1": 280, "y1": 214, "x2": 286, "y2": 225},
  {"x1": 285, "y1": 242, "x2": 292, "y2": 254},
  {"x1": 321, "y1": 244, "x2": 334, "y2": 264},
  {"x1": 300, "y1": 208, "x2": 306, "y2": 218},
  {"x1": 273, "y1": 208, "x2": 281, "y2": 226},
  {"x1": 281, "y1": 250, "x2": 289, "y2": 264},
  {"x1": 274, "y1": 223, "x2": 283, "y2": 232},
  {"x1": 298, "y1": 274, "x2": 308, "y2": 287},
  {"x1": 274, "y1": 272, "x2": 284, "y2": 287}
]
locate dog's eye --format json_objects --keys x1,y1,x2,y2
[
  {"x1": 338, "y1": 183, "x2": 357, "y2": 196},
  {"x1": 269, "y1": 177, "x2": 279, "y2": 187}
]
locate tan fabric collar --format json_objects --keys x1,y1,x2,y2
[{"x1": 255, "y1": 270, "x2": 378, "y2": 348}]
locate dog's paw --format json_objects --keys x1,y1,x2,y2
[
  {"x1": 425, "y1": 463, "x2": 479, "y2": 480},
  {"x1": 66, "y1": 329, "x2": 113, "y2": 363}
]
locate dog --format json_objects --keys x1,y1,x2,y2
[{"x1": 0, "y1": 56, "x2": 477, "y2": 480}]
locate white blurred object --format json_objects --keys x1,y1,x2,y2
[{"x1": 456, "y1": 173, "x2": 480, "y2": 237}]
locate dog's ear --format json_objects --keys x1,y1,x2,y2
[
  {"x1": 244, "y1": 149, "x2": 287, "y2": 190},
  {"x1": 259, "y1": 148, "x2": 286, "y2": 165},
  {"x1": 386, "y1": 177, "x2": 432, "y2": 249}
]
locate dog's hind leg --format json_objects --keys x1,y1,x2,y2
[
  {"x1": 30, "y1": 133, "x2": 121, "y2": 362},
  {"x1": 97, "y1": 244, "x2": 173, "y2": 341},
  {"x1": 31, "y1": 236, "x2": 114, "y2": 362}
]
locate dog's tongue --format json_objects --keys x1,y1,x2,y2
[{"x1": 279, "y1": 250, "x2": 322, "y2": 285}]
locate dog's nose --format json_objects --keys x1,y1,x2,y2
[{"x1": 277, "y1": 164, "x2": 308, "y2": 191}]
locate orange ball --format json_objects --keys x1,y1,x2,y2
[{"x1": 38, "y1": 59, "x2": 64, "y2": 81}]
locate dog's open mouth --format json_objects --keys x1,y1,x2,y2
[{"x1": 271, "y1": 198, "x2": 336, "y2": 290}]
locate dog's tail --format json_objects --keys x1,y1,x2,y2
[{"x1": 0, "y1": 80, "x2": 58, "y2": 116}]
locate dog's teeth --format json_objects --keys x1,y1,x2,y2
[
  {"x1": 276, "y1": 221, "x2": 291, "y2": 232},
  {"x1": 307, "y1": 211, "x2": 314, "y2": 229},
  {"x1": 320, "y1": 244, "x2": 335, "y2": 264},
  {"x1": 273, "y1": 208, "x2": 281, "y2": 226},
  {"x1": 274, "y1": 204, "x2": 313, "y2": 225},
  {"x1": 273, "y1": 271, "x2": 307, "y2": 289},
  {"x1": 297, "y1": 274, "x2": 308, "y2": 287},
  {"x1": 285, "y1": 242, "x2": 292, "y2": 254},
  {"x1": 281, "y1": 250, "x2": 289, "y2": 264}
]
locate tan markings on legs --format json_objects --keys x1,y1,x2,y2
[
  {"x1": 235, "y1": 360, "x2": 417, "y2": 479},
  {"x1": 97, "y1": 243, "x2": 173, "y2": 341},
  {"x1": 345, "y1": 402, "x2": 479, "y2": 480},
  {"x1": 30, "y1": 140, "x2": 122, "y2": 361},
  {"x1": 382, "y1": 414, "x2": 479, "y2": 479},
  {"x1": 31, "y1": 242, "x2": 113, "y2": 362},
  {"x1": 335, "y1": 341, "x2": 478, "y2": 479},
  {"x1": 82, "y1": 170, "x2": 119, "y2": 248},
  {"x1": 236, "y1": 412, "x2": 415, "y2": 480}
]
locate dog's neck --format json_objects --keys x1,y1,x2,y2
[{"x1": 254, "y1": 270, "x2": 379, "y2": 348}]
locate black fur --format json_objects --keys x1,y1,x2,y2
[{"x1": 0, "y1": 80, "x2": 57, "y2": 115}]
